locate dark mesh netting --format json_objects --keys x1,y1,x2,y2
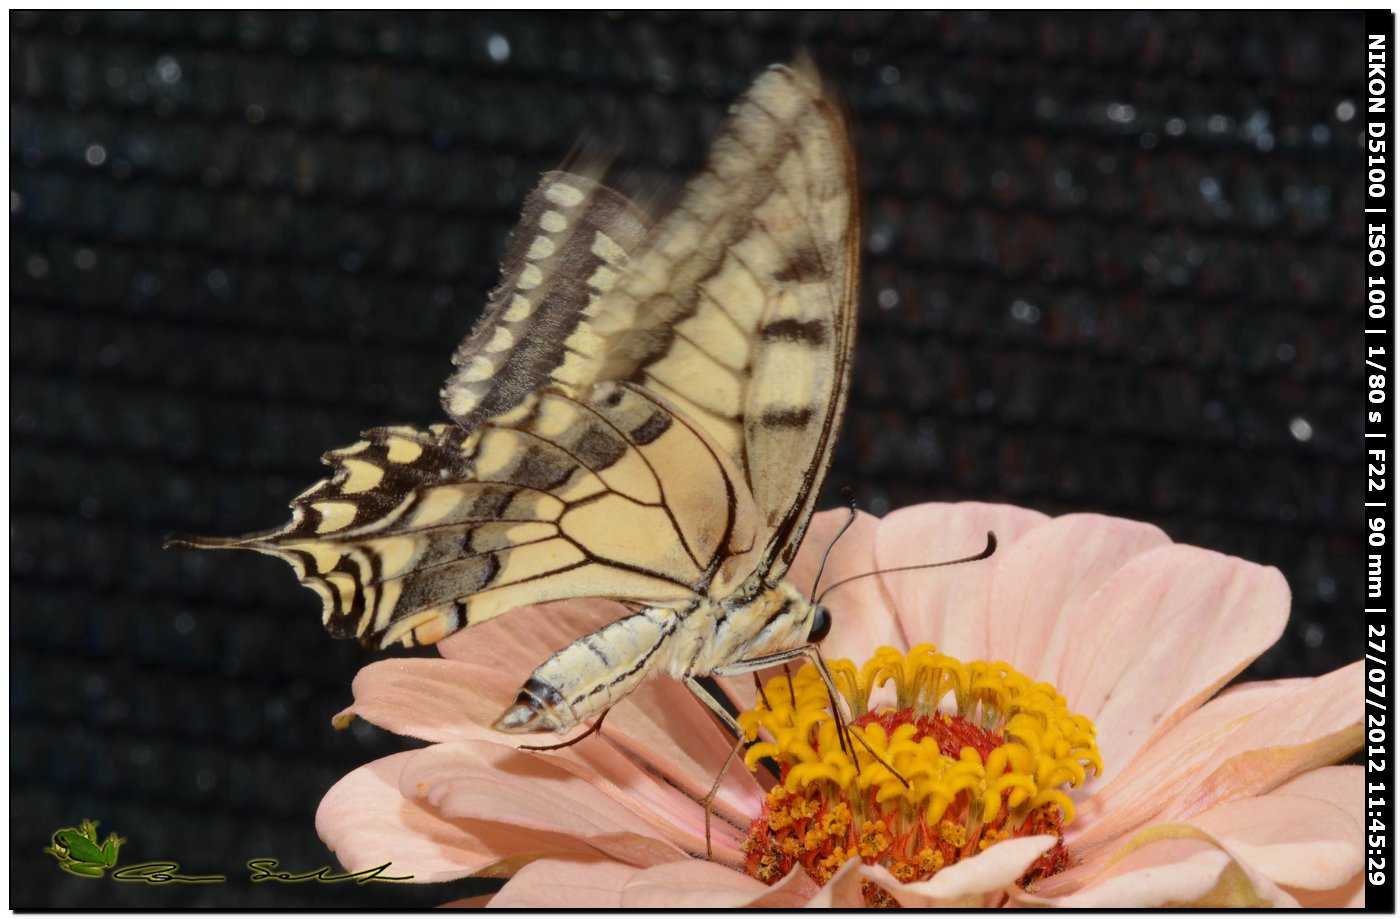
[{"x1": 12, "y1": 11, "x2": 1366, "y2": 907}]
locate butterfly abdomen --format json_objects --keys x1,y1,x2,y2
[
  {"x1": 494, "y1": 604, "x2": 687, "y2": 734},
  {"x1": 493, "y1": 581, "x2": 819, "y2": 735}
]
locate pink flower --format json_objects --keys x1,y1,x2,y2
[{"x1": 315, "y1": 503, "x2": 1364, "y2": 907}]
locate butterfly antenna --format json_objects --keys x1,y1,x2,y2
[
  {"x1": 808, "y1": 486, "x2": 860, "y2": 604},
  {"x1": 815, "y1": 531, "x2": 998, "y2": 606}
]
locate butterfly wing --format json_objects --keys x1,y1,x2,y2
[
  {"x1": 172, "y1": 383, "x2": 762, "y2": 648},
  {"x1": 170, "y1": 63, "x2": 858, "y2": 648},
  {"x1": 440, "y1": 171, "x2": 652, "y2": 430},
  {"x1": 585, "y1": 64, "x2": 861, "y2": 584}
]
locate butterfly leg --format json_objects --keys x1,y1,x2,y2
[
  {"x1": 711, "y1": 645, "x2": 910, "y2": 790},
  {"x1": 516, "y1": 707, "x2": 611, "y2": 752},
  {"x1": 686, "y1": 672, "x2": 782, "y2": 861},
  {"x1": 683, "y1": 676, "x2": 760, "y2": 863}
]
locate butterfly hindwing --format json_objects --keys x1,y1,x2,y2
[{"x1": 176, "y1": 383, "x2": 762, "y2": 649}]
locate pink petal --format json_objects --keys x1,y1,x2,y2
[
  {"x1": 340, "y1": 655, "x2": 764, "y2": 848},
  {"x1": 1053, "y1": 544, "x2": 1290, "y2": 782},
  {"x1": 985, "y1": 513, "x2": 1170, "y2": 678},
  {"x1": 802, "y1": 855, "x2": 873, "y2": 907},
  {"x1": 621, "y1": 858, "x2": 816, "y2": 908},
  {"x1": 1290, "y1": 871, "x2": 1366, "y2": 908},
  {"x1": 1070, "y1": 662, "x2": 1361, "y2": 861},
  {"x1": 874, "y1": 503, "x2": 1049, "y2": 661},
  {"x1": 1015, "y1": 833, "x2": 1294, "y2": 907},
  {"x1": 866, "y1": 836, "x2": 1058, "y2": 908},
  {"x1": 315, "y1": 751, "x2": 589, "y2": 881},
  {"x1": 1190, "y1": 792, "x2": 1361, "y2": 890},
  {"x1": 486, "y1": 856, "x2": 639, "y2": 908},
  {"x1": 342, "y1": 658, "x2": 511, "y2": 742},
  {"x1": 398, "y1": 740, "x2": 720, "y2": 867},
  {"x1": 585, "y1": 675, "x2": 768, "y2": 842},
  {"x1": 1171, "y1": 660, "x2": 1363, "y2": 817},
  {"x1": 1276, "y1": 764, "x2": 1364, "y2": 819}
]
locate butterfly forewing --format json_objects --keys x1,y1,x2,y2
[
  {"x1": 586, "y1": 65, "x2": 859, "y2": 577},
  {"x1": 441, "y1": 171, "x2": 651, "y2": 430}
]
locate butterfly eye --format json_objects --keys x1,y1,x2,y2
[{"x1": 807, "y1": 604, "x2": 832, "y2": 643}]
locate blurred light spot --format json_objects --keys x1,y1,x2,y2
[
  {"x1": 1276, "y1": 342, "x2": 1296, "y2": 361},
  {"x1": 867, "y1": 226, "x2": 892, "y2": 253},
  {"x1": 1106, "y1": 102, "x2": 1136, "y2": 123},
  {"x1": 1336, "y1": 100, "x2": 1356, "y2": 122},
  {"x1": 877, "y1": 288, "x2": 899, "y2": 309},
  {"x1": 175, "y1": 612, "x2": 196, "y2": 635},
  {"x1": 1317, "y1": 577, "x2": 1336, "y2": 600},
  {"x1": 1256, "y1": 134, "x2": 1274, "y2": 151},
  {"x1": 130, "y1": 744, "x2": 153, "y2": 766},
  {"x1": 155, "y1": 55, "x2": 182, "y2": 83},
  {"x1": 1199, "y1": 177, "x2": 1221, "y2": 200},
  {"x1": 246, "y1": 104, "x2": 265, "y2": 124},
  {"x1": 1288, "y1": 416, "x2": 1314, "y2": 442},
  {"x1": 1010, "y1": 299, "x2": 1041, "y2": 323},
  {"x1": 1311, "y1": 124, "x2": 1330, "y2": 145},
  {"x1": 138, "y1": 273, "x2": 162, "y2": 296},
  {"x1": 98, "y1": 344, "x2": 122, "y2": 367},
  {"x1": 1165, "y1": 117, "x2": 1186, "y2": 136},
  {"x1": 486, "y1": 32, "x2": 510, "y2": 63},
  {"x1": 85, "y1": 144, "x2": 107, "y2": 166},
  {"x1": 1139, "y1": 131, "x2": 1158, "y2": 150},
  {"x1": 1303, "y1": 622, "x2": 1324, "y2": 648},
  {"x1": 1207, "y1": 114, "x2": 1231, "y2": 133},
  {"x1": 432, "y1": 284, "x2": 454, "y2": 305},
  {"x1": 105, "y1": 66, "x2": 127, "y2": 87},
  {"x1": 79, "y1": 495, "x2": 101, "y2": 517},
  {"x1": 880, "y1": 65, "x2": 900, "y2": 85},
  {"x1": 852, "y1": 47, "x2": 871, "y2": 66},
  {"x1": 206, "y1": 268, "x2": 229, "y2": 291},
  {"x1": 10, "y1": 190, "x2": 21, "y2": 213},
  {"x1": 196, "y1": 769, "x2": 217, "y2": 791},
  {"x1": 1203, "y1": 401, "x2": 1225, "y2": 422},
  {"x1": 74, "y1": 247, "x2": 97, "y2": 270},
  {"x1": 84, "y1": 673, "x2": 107, "y2": 695},
  {"x1": 26, "y1": 254, "x2": 49, "y2": 278}
]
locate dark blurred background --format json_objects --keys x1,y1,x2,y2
[{"x1": 11, "y1": 11, "x2": 1367, "y2": 908}]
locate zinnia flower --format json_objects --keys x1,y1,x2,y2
[{"x1": 315, "y1": 503, "x2": 1364, "y2": 907}]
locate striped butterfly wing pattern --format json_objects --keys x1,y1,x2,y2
[{"x1": 171, "y1": 63, "x2": 859, "y2": 657}]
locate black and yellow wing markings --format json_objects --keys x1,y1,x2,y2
[
  {"x1": 170, "y1": 383, "x2": 762, "y2": 649},
  {"x1": 586, "y1": 63, "x2": 862, "y2": 579}
]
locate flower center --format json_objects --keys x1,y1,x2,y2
[{"x1": 737, "y1": 644, "x2": 1102, "y2": 906}]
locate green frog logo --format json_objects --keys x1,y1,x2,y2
[{"x1": 45, "y1": 820, "x2": 124, "y2": 878}]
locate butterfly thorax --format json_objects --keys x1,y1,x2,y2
[{"x1": 493, "y1": 579, "x2": 821, "y2": 735}]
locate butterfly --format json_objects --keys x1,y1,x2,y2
[{"x1": 168, "y1": 62, "x2": 861, "y2": 742}]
